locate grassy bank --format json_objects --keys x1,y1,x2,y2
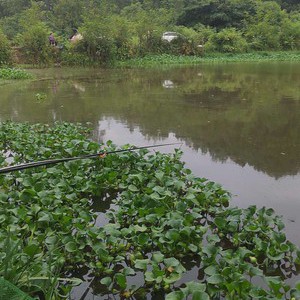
[
  {"x1": 115, "y1": 51, "x2": 300, "y2": 67},
  {"x1": 10, "y1": 51, "x2": 300, "y2": 70}
]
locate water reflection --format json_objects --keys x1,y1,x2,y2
[
  {"x1": 162, "y1": 80, "x2": 175, "y2": 89},
  {"x1": 2, "y1": 63, "x2": 299, "y2": 178},
  {"x1": 0, "y1": 64, "x2": 299, "y2": 196}
]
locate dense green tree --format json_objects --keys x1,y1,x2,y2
[
  {"x1": 0, "y1": 0, "x2": 299, "y2": 60},
  {"x1": 0, "y1": 0, "x2": 31, "y2": 18},
  {"x1": 245, "y1": 1, "x2": 296, "y2": 50},
  {"x1": 176, "y1": 0, "x2": 257, "y2": 29},
  {"x1": 51, "y1": 0, "x2": 84, "y2": 35},
  {"x1": 278, "y1": 0, "x2": 300, "y2": 12},
  {"x1": 205, "y1": 27, "x2": 248, "y2": 52}
]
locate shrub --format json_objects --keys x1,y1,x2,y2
[
  {"x1": 0, "y1": 29, "x2": 12, "y2": 66},
  {"x1": 244, "y1": 2, "x2": 287, "y2": 51},
  {"x1": 79, "y1": 18, "x2": 117, "y2": 64},
  {"x1": 165, "y1": 26, "x2": 205, "y2": 55},
  {"x1": 280, "y1": 17, "x2": 300, "y2": 50},
  {"x1": 245, "y1": 22, "x2": 281, "y2": 51},
  {"x1": 60, "y1": 50, "x2": 93, "y2": 66},
  {"x1": 20, "y1": 23, "x2": 52, "y2": 65},
  {"x1": 205, "y1": 28, "x2": 248, "y2": 53}
]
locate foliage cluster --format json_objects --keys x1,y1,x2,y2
[
  {"x1": 115, "y1": 51, "x2": 300, "y2": 67},
  {"x1": 0, "y1": 67, "x2": 33, "y2": 79},
  {"x1": 0, "y1": 122, "x2": 300, "y2": 299},
  {"x1": 0, "y1": 29, "x2": 12, "y2": 66},
  {"x1": 0, "y1": 0, "x2": 299, "y2": 65}
]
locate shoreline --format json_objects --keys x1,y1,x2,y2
[{"x1": 115, "y1": 51, "x2": 300, "y2": 67}]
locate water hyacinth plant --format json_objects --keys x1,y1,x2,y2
[
  {"x1": 0, "y1": 121, "x2": 300, "y2": 299},
  {"x1": 0, "y1": 68, "x2": 33, "y2": 80}
]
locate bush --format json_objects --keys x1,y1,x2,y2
[
  {"x1": 162, "y1": 26, "x2": 204, "y2": 55},
  {"x1": 20, "y1": 23, "x2": 52, "y2": 65},
  {"x1": 60, "y1": 51, "x2": 93, "y2": 66},
  {"x1": 244, "y1": 2, "x2": 287, "y2": 51},
  {"x1": 79, "y1": 18, "x2": 117, "y2": 64},
  {"x1": 205, "y1": 28, "x2": 248, "y2": 53},
  {"x1": 0, "y1": 30, "x2": 12, "y2": 66},
  {"x1": 280, "y1": 17, "x2": 300, "y2": 50}
]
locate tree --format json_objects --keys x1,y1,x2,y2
[
  {"x1": 245, "y1": 1, "x2": 290, "y2": 50},
  {"x1": 52, "y1": 0, "x2": 84, "y2": 35},
  {"x1": 176, "y1": 0, "x2": 257, "y2": 30},
  {"x1": 0, "y1": 0, "x2": 31, "y2": 18}
]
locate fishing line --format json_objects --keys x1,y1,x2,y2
[{"x1": 0, "y1": 142, "x2": 182, "y2": 174}]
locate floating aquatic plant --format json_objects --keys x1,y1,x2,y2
[
  {"x1": 0, "y1": 121, "x2": 299, "y2": 299},
  {"x1": 0, "y1": 68, "x2": 33, "y2": 80}
]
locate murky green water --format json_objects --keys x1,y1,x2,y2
[{"x1": 1, "y1": 63, "x2": 300, "y2": 297}]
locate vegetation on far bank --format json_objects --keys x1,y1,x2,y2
[
  {"x1": 115, "y1": 51, "x2": 300, "y2": 67},
  {"x1": 1, "y1": 121, "x2": 300, "y2": 299},
  {"x1": 0, "y1": 1, "x2": 300, "y2": 67}
]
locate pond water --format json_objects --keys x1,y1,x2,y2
[{"x1": 0, "y1": 62, "x2": 300, "y2": 297}]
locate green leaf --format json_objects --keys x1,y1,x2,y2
[
  {"x1": 186, "y1": 282, "x2": 206, "y2": 293},
  {"x1": 134, "y1": 259, "x2": 149, "y2": 271},
  {"x1": 134, "y1": 225, "x2": 147, "y2": 232},
  {"x1": 152, "y1": 252, "x2": 164, "y2": 263},
  {"x1": 192, "y1": 291, "x2": 209, "y2": 300},
  {"x1": 115, "y1": 273, "x2": 127, "y2": 290},
  {"x1": 155, "y1": 172, "x2": 164, "y2": 182},
  {"x1": 214, "y1": 217, "x2": 227, "y2": 228},
  {"x1": 145, "y1": 271, "x2": 155, "y2": 282},
  {"x1": 166, "y1": 291, "x2": 184, "y2": 300},
  {"x1": 65, "y1": 241, "x2": 77, "y2": 253},
  {"x1": 204, "y1": 265, "x2": 218, "y2": 276},
  {"x1": 138, "y1": 233, "x2": 149, "y2": 245},
  {"x1": 38, "y1": 212, "x2": 51, "y2": 222},
  {"x1": 100, "y1": 277, "x2": 112, "y2": 287},
  {"x1": 265, "y1": 276, "x2": 282, "y2": 292},
  {"x1": 0, "y1": 215, "x2": 6, "y2": 223},
  {"x1": 166, "y1": 230, "x2": 180, "y2": 242},
  {"x1": 128, "y1": 184, "x2": 139, "y2": 192},
  {"x1": 206, "y1": 274, "x2": 223, "y2": 284},
  {"x1": 164, "y1": 257, "x2": 180, "y2": 267},
  {"x1": 123, "y1": 267, "x2": 135, "y2": 276},
  {"x1": 24, "y1": 243, "x2": 41, "y2": 257},
  {"x1": 164, "y1": 273, "x2": 181, "y2": 284},
  {"x1": 188, "y1": 244, "x2": 198, "y2": 252},
  {"x1": 150, "y1": 192, "x2": 162, "y2": 200},
  {"x1": 202, "y1": 244, "x2": 218, "y2": 256},
  {"x1": 45, "y1": 235, "x2": 58, "y2": 245}
]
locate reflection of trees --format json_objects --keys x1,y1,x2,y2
[{"x1": 0, "y1": 64, "x2": 299, "y2": 178}]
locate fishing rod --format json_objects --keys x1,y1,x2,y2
[{"x1": 0, "y1": 142, "x2": 182, "y2": 174}]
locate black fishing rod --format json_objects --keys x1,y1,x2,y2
[{"x1": 0, "y1": 142, "x2": 182, "y2": 174}]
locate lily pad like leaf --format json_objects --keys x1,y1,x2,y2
[
  {"x1": 152, "y1": 252, "x2": 164, "y2": 263},
  {"x1": 186, "y1": 282, "x2": 206, "y2": 293},
  {"x1": 65, "y1": 241, "x2": 77, "y2": 253},
  {"x1": 192, "y1": 291, "x2": 209, "y2": 300},
  {"x1": 206, "y1": 274, "x2": 223, "y2": 285},
  {"x1": 134, "y1": 259, "x2": 149, "y2": 271},
  {"x1": 166, "y1": 291, "x2": 184, "y2": 300},
  {"x1": 100, "y1": 277, "x2": 112, "y2": 287}
]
